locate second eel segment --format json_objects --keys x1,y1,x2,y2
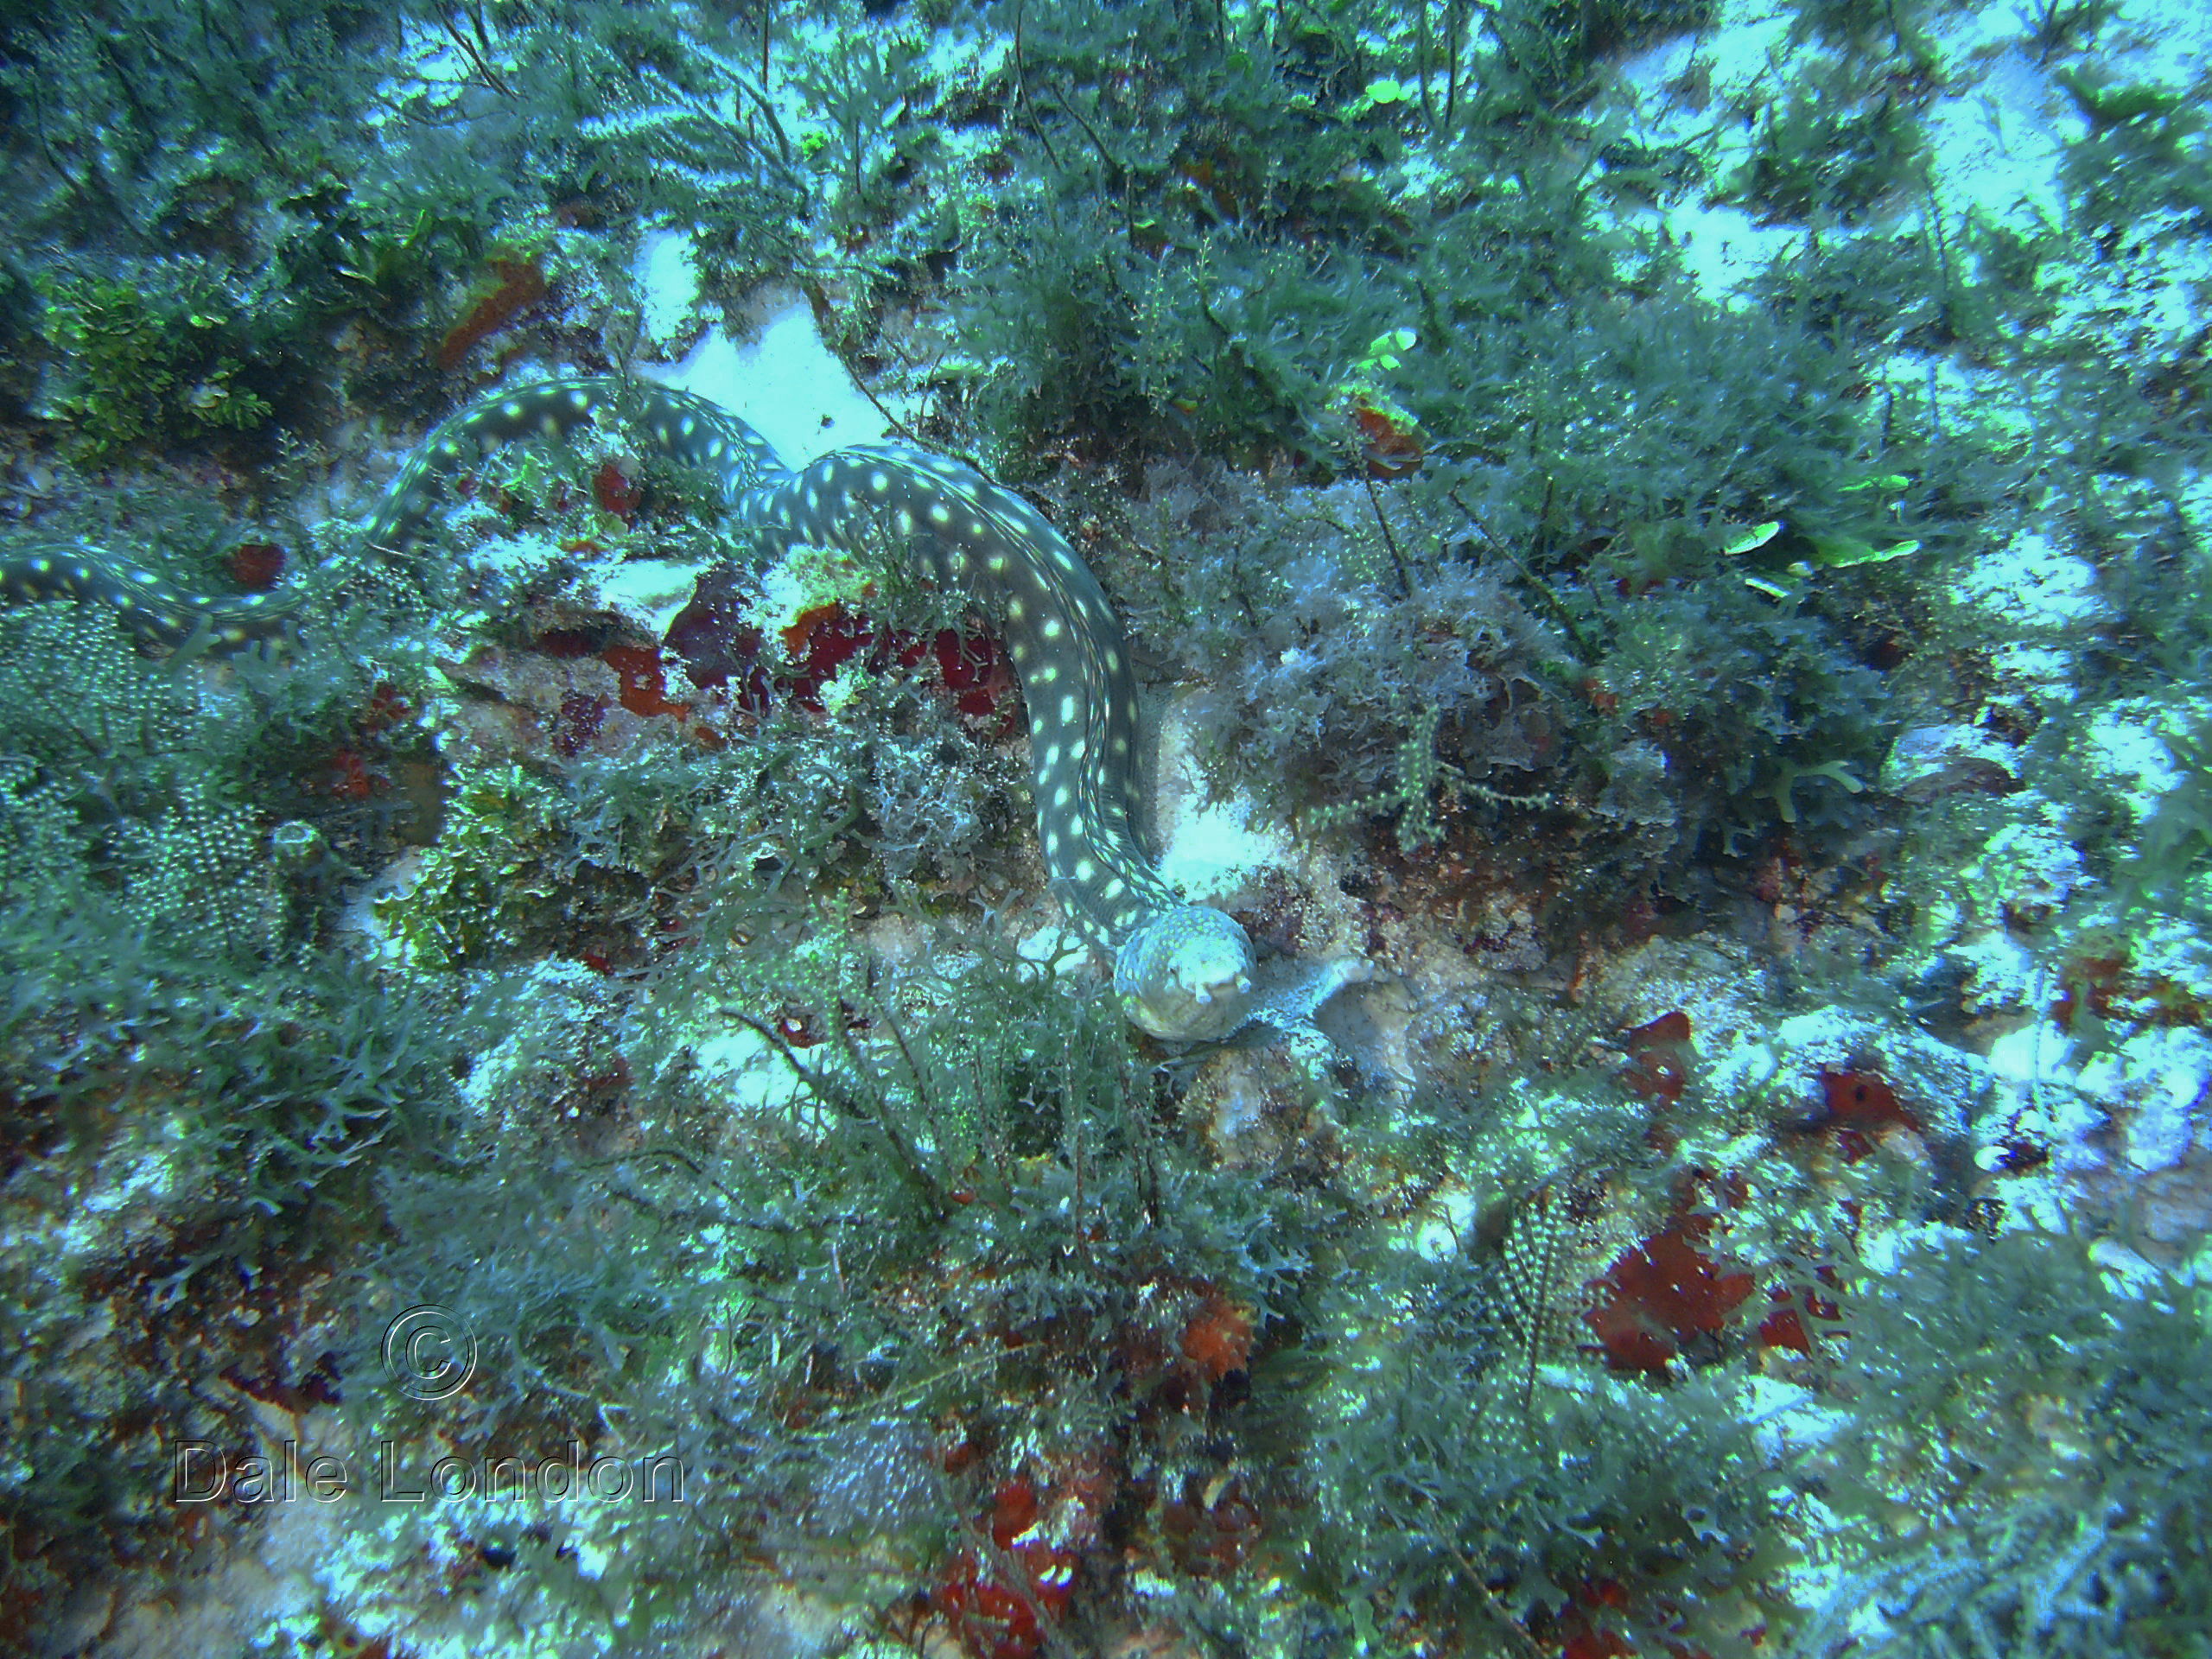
[{"x1": 0, "y1": 378, "x2": 1260, "y2": 1041}]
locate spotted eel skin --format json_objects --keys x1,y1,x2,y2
[{"x1": 0, "y1": 378, "x2": 1258, "y2": 1042}]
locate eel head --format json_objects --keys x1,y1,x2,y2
[{"x1": 1113, "y1": 904, "x2": 1258, "y2": 1043}]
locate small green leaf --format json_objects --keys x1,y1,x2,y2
[
  {"x1": 1808, "y1": 531, "x2": 1921, "y2": 568},
  {"x1": 1721, "y1": 520, "x2": 1782, "y2": 556}
]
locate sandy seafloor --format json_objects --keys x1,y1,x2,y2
[{"x1": 3, "y1": 0, "x2": 2212, "y2": 1656}]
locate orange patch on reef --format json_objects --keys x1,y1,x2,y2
[
  {"x1": 437, "y1": 257, "x2": 549, "y2": 370},
  {"x1": 592, "y1": 461, "x2": 640, "y2": 522},
  {"x1": 226, "y1": 541, "x2": 287, "y2": 589},
  {"x1": 1179, "y1": 1292, "x2": 1255, "y2": 1382},
  {"x1": 1814, "y1": 1068, "x2": 1918, "y2": 1160},
  {"x1": 1585, "y1": 1215, "x2": 1754, "y2": 1376},
  {"x1": 1353, "y1": 400, "x2": 1426, "y2": 477},
  {"x1": 600, "y1": 644, "x2": 689, "y2": 719},
  {"x1": 1622, "y1": 1008, "x2": 1694, "y2": 1106}
]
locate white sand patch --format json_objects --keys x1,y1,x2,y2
[
  {"x1": 632, "y1": 226, "x2": 703, "y2": 344},
  {"x1": 643, "y1": 289, "x2": 893, "y2": 468}
]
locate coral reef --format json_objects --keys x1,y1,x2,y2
[{"x1": 3, "y1": 0, "x2": 2212, "y2": 1655}]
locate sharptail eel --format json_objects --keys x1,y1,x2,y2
[{"x1": 0, "y1": 378, "x2": 1258, "y2": 1041}]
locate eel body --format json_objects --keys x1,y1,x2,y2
[{"x1": 2, "y1": 378, "x2": 1258, "y2": 1041}]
